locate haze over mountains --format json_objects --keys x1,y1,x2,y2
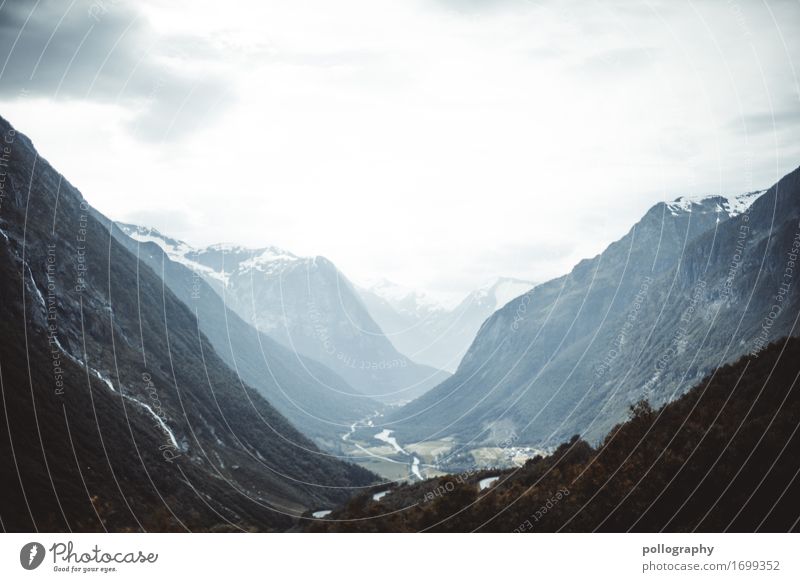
[
  {"x1": 117, "y1": 225, "x2": 538, "y2": 400},
  {"x1": 359, "y1": 277, "x2": 535, "y2": 372},
  {"x1": 116, "y1": 227, "x2": 453, "y2": 403}
]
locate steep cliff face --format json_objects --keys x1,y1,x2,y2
[
  {"x1": 0, "y1": 115, "x2": 375, "y2": 532},
  {"x1": 389, "y1": 182, "x2": 799, "y2": 447}
]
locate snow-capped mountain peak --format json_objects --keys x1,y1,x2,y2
[
  {"x1": 237, "y1": 246, "x2": 300, "y2": 273},
  {"x1": 117, "y1": 223, "x2": 193, "y2": 256},
  {"x1": 665, "y1": 190, "x2": 766, "y2": 217},
  {"x1": 115, "y1": 223, "x2": 304, "y2": 284},
  {"x1": 115, "y1": 222, "x2": 449, "y2": 400},
  {"x1": 204, "y1": 242, "x2": 251, "y2": 253},
  {"x1": 116, "y1": 223, "x2": 232, "y2": 286},
  {"x1": 720, "y1": 190, "x2": 766, "y2": 215}
]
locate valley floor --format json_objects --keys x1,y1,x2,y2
[{"x1": 337, "y1": 411, "x2": 547, "y2": 485}]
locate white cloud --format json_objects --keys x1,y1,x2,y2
[{"x1": 1, "y1": 0, "x2": 798, "y2": 300}]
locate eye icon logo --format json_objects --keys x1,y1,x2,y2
[{"x1": 20, "y1": 542, "x2": 45, "y2": 570}]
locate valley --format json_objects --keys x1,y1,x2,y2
[
  {"x1": 337, "y1": 410, "x2": 547, "y2": 485},
  {"x1": 307, "y1": 337, "x2": 800, "y2": 532},
  {"x1": 1, "y1": 112, "x2": 798, "y2": 533}
]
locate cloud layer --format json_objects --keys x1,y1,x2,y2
[
  {"x1": 0, "y1": 0, "x2": 231, "y2": 140},
  {"x1": 1, "y1": 0, "x2": 798, "y2": 300}
]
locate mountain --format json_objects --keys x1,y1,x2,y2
[
  {"x1": 358, "y1": 279, "x2": 447, "y2": 333},
  {"x1": 359, "y1": 277, "x2": 535, "y2": 373},
  {"x1": 111, "y1": 222, "x2": 382, "y2": 451},
  {"x1": 0, "y1": 115, "x2": 376, "y2": 532},
  {"x1": 119, "y1": 229, "x2": 450, "y2": 403},
  {"x1": 307, "y1": 336, "x2": 800, "y2": 532},
  {"x1": 387, "y1": 183, "x2": 798, "y2": 448}
]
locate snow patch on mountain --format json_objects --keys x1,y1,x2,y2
[
  {"x1": 721, "y1": 190, "x2": 766, "y2": 215},
  {"x1": 666, "y1": 190, "x2": 766, "y2": 217},
  {"x1": 238, "y1": 247, "x2": 300, "y2": 273},
  {"x1": 118, "y1": 224, "x2": 233, "y2": 287},
  {"x1": 117, "y1": 224, "x2": 306, "y2": 286}
]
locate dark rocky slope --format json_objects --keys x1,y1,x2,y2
[
  {"x1": 309, "y1": 337, "x2": 800, "y2": 532},
  {"x1": 390, "y1": 176, "x2": 799, "y2": 448},
  {"x1": 0, "y1": 115, "x2": 375, "y2": 532}
]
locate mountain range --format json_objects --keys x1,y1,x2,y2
[
  {"x1": 387, "y1": 182, "x2": 800, "y2": 450},
  {"x1": 358, "y1": 277, "x2": 535, "y2": 373},
  {"x1": 0, "y1": 115, "x2": 376, "y2": 532},
  {"x1": 117, "y1": 228, "x2": 450, "y2": 404},
  {"x1": 109, "y1": 223, "x2": 382, "y2": 451}
]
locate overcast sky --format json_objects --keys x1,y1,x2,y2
[{"x1": 1, "y1": 0, "x2": 799, "y2": 303}]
